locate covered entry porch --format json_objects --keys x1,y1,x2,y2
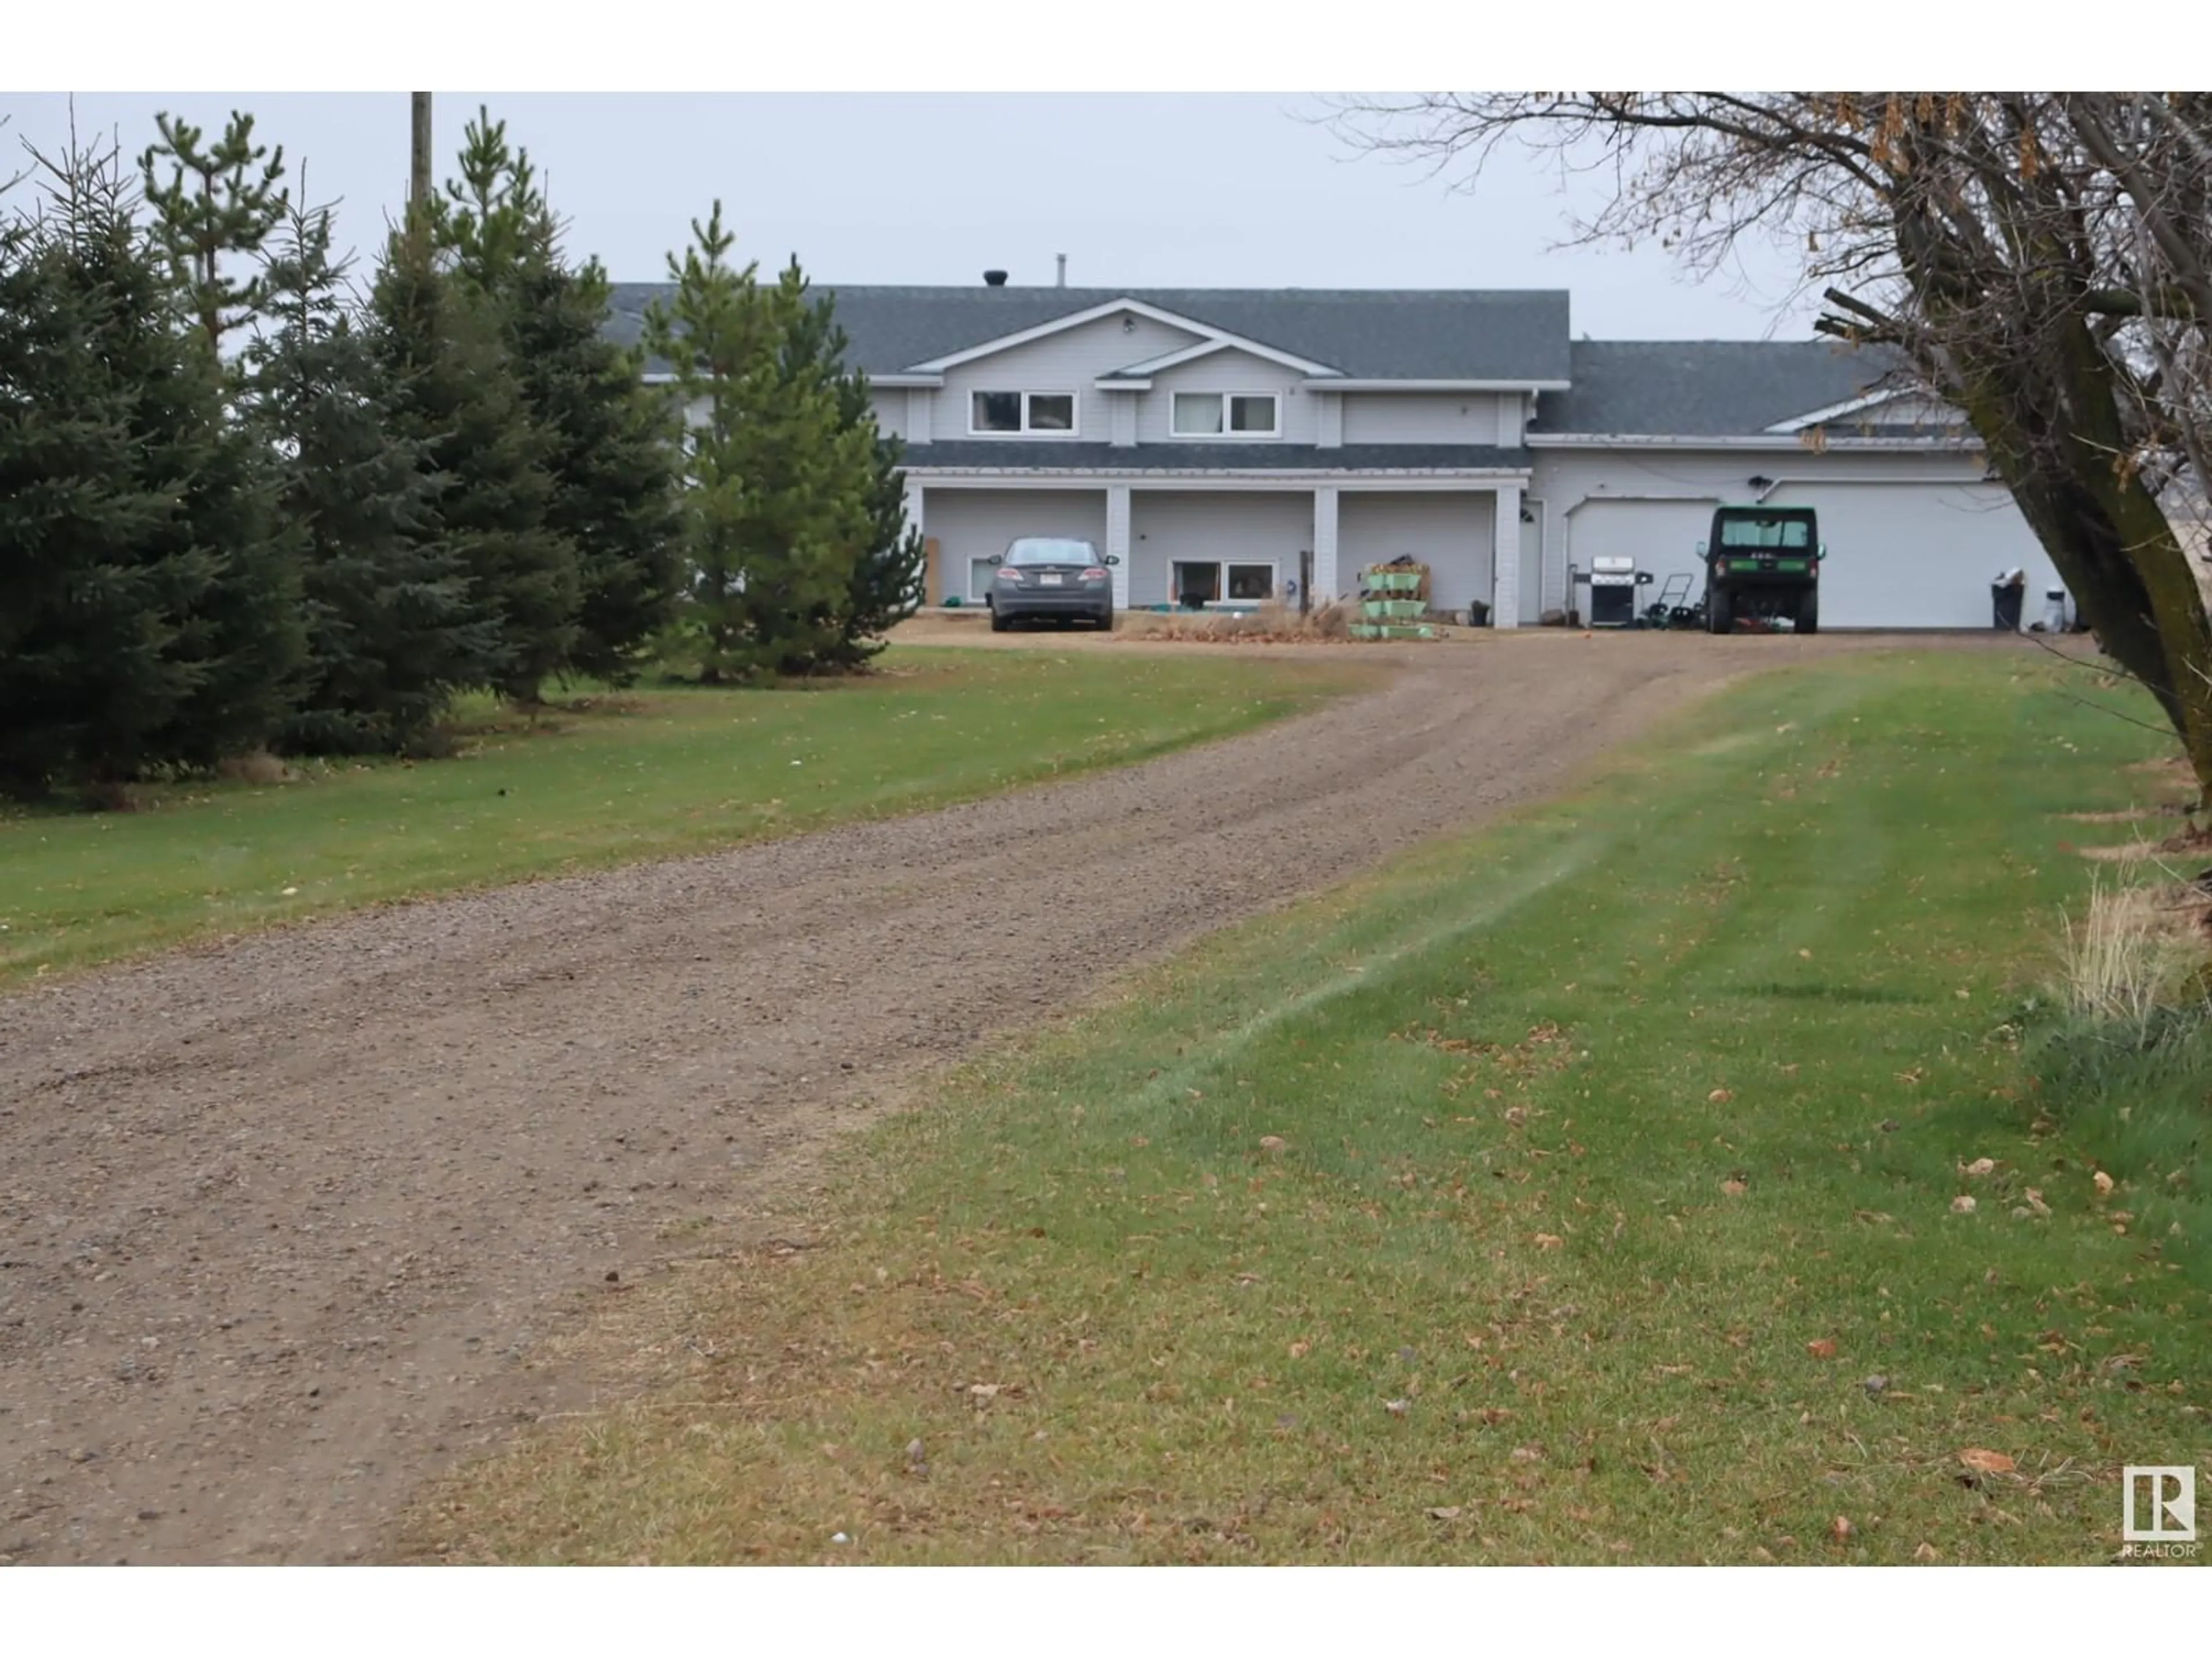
[{"x1": 902, "y1": 469, "x2": 1539, "y2": 624}]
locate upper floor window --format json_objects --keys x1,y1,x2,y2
[
  {"x1": 971, "y1": 391, "x2": 1078, "y2": 435},
  {"x1": 1172, "y1": 392, "x2": 1279, "y2": 438}
]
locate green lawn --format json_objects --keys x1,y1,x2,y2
[
  {"x1": 0, "y1": 649, "x2": 1367, "y2": 986},
  {"x1": 406, "y1": 647, "x2": 2211, "y2": 1566}
]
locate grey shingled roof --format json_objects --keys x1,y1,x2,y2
[
  {"x1": 606, "y1": 285, "x2": 1572, "y2": 383},
  {"x1": 896, "y1": 442, "x2": 1529, "y2": 473},
  {"x1": 1532, "y1": 340, "x2": 1919, "y2": 437}
]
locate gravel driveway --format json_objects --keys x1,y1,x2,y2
[{"x1": 0, "y1": 631, "x2": 1936, "y2": 1563}]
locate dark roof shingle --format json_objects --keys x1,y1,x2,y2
[
  {"x1": 1532, "y1": 339, "x2": 1918, "y2": 437},
  {"x1": 606, "y1": 285, "x2": 1573, "y2": 383}
]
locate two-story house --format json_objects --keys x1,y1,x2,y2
[{"x1": 609, "y1": 275, "x2": 2065, "y2": 630}]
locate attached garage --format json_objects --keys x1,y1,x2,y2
[
  {"x1": 1128, "y1": 492, "x2": 1310, "y2": 608},
  {"x1": 923, "y1": 490, "x2": 1108, "y2": 603},
  {"x1": 1339, "y1": 493, "x2": 1496, "y2": 618}
]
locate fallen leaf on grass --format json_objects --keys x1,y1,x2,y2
[
  {"x1": 1532, "y1": 1233, "x2": 1565, "y2": 1249},
  {"x1": 1830, "y1": 1516, "x2": 1855, "y2": 1543},
  {"x1": 1288, "y1": 1340, "x2": 1311, "y2": 1359},
  {"x1": 1806, "y1": 1339, "x2": 1838, "y2": 1360},
  {"x1": 1384, "y1": 1398, "x2": 1411, "y2": 1418},
  {"x1": 1259, "y1": 1135, "x2": 1287, "y2": 1155},
  {"x1": 1509, "y1": 1445, "x2": 1544, "y2": 1462},
  {"x1": 1914, "y1": 1541, "x2": 1940, "y2": 1562},
  {"x1": 967, "y1": 1383, "x2": 1001, "y2": 1405},
  {"x1": 1950, "y1": 1195, "x2": 1977, "y2": 1214},
  {"x1": 1721, "y1": 1179, "x2": 1748, "y2": 1197},
  {"x1": 1957, "y1": 1448, "x2": 2016, "y2": 1476},
  {"x1": 1708, "y1": 1088, "x2": 1734, "y2": 1104},
  {"x1": 1963, "y1": 1157, "x2": 1996, "y2": 1177},
  {"x1": 2093, "y1": 1170, "x2": 2115, "y2": 1197},
  {"x1": 1425, "y1": 1506, "x2": 1464, "y2": 1521}
]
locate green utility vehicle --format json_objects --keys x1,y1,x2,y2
[{"x1": 1701, "y1": 505, "x2": 1824, "y2": 634}]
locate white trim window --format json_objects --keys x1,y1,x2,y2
[
  {"x1": 969, "y1": 390, "x2": 1080, "y2": 436},
  {"x1": 1171, "y1": 391, "x2": 1281, "y2": 439}
]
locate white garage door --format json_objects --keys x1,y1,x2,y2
[
  {"x1": 1566, "y1": 499, "x2": 1717, "y2": 616},
  {"x1": 926, "y1": 490, "x2": 1108, "y2": 602},
  {"x1": 1766, "y1": 482, "x2": 2055, "y2": 628}
]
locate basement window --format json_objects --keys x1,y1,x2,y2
[
  {"x1": 971, "y1": 391, "x2": 1079, "y2": 435},
  {"x1": 1171, "y1": 560, "x2": 1277, "y2": 606},
  {"x1": 1172, "y1": 392, "x2": 1281, "y2": 438}
]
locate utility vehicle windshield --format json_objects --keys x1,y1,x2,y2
[{"x1": 1715, "y1": 515, "x2": 1813, "y2": 550}]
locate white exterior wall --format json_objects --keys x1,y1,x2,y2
[
  {"x1": 1341, "y1": 392, "x2": 1508, "y2": 446},
  {"x1": 870, "y1": 391, "x2": 907, "y2": 442},
  {"x1": 931, "y1": 313, "x2": 1203, "y2": 444},
  {"x1": 1338, "y1": 492, "x2": 1497, "y2": 615},
  {"x1": 1127, "y1": 491, "x2": 1312, "y2": 608},
  {"x1": 1528, "y1": 445, "x2": 2059, "y2": 627},
  {"x1": 1134, "y1": 349, "x2": 1317, "y2": 444},
  {"x1": 923, "y1": 488, "x2": 1108, "y2": 603}
]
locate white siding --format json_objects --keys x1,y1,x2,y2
[
  {"x1": 1339, "y1": 492, "x2": 1497, "y2": 615},
  {"x1": 1135, "y1": 349, "x2": 1316, "y2": 444},
  {"x1": 1342, "y1": 392, "x2": 1506, "y2": 445},
  {"x1": 871, "y1": 392, "x2": 906, "y2": 442},
  {"x1": 931, "y1": 313, "x2": 1204, "y2": 444},
  {"x1": 1127, "y1": 492, "x2": 1312, "y2": 608},
  {"x1": 925, "y1": 489, "x2": 1108, "y2": 603},
  {"x1": 1528, "y1": 446, "x2": 2059, "y2": 628}
]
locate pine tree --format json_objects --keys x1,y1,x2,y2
[
  {"x1": 370, "y1": 230, "x2": 573, "y2": 706},
  {"x1": 137, "y1": 109, "x2": 289, "y2": 355},
  {"x1": 641, "y1": 202, "x2": 772, "y2": 683},
  {"x1": 248, "y1": 200, "x2": 495, "y2": 754},
  {"x1": 778, "y1": 286, "x2": 925, "y2": 671},
  {"x1": 0, "y1": 137, "x2": 298, "y2": 797}
]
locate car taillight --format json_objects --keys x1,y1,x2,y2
[
  {"x1": 996, "y1": 565, "x2": 1023, "y2": 581},
  {"x1": 1082, "y1": 566, "x2": 1108, "y2": 581}
]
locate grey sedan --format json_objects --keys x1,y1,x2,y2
[{"x1": 987, "y1": 537, "x2": 1120, "y2": 631}]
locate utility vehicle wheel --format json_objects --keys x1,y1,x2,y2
[
  {"x1": 1796, "y1": 591, "x2": 1819, "y2": 635},
  {"x1": 1706, "y1": 589, "x2": 1734, "y2": 635}
]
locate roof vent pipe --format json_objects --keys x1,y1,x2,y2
[
  {"x1": 1056, "y1": 253, "x2": 1067, "y2": 288},
  {"x1": 983, "y1": 269, "x2": 1009, "y2": 287}
]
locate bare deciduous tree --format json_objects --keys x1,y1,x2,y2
[{"x1": 1331, "y1": 93, "x2": 2212, "y2": 794}]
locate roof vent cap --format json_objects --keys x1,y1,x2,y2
[{"x1": 983, "y1": 269, "x2": 1009, "y2": 287}]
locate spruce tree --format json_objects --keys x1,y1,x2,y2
[
  {"x1": 248, "y1": 202, "x2": 495, "y2": 753},
  {"x1": 435, "y1": 109, "x2": 678, "y2": 686},
  {"x1": 370, "y1": 229, "x2": 572, "y2": 706},
  {"x1": 510, "y1": 238, "x2": 682, "y2": 685},
  {"x1": 0, "y1": 137, "x2": 298, "y2": 796}
]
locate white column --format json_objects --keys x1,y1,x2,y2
[
  {"x1": 903, "y1": 480, "x2": 931, "y2": 603},
  {"x1": 1107, "y1": 485, "x2": 1132, "y2": 607},
  {"x1": 1316, "y1": 390, "x2": 1343, "y2": 449},
  {"x1": 1312, "y1": 485, "x2": 1340, "y2": 601},
  {"x1": 1109, "y1": 391, "x2": 1137, "y2": 448},
  {"x1": 1493, "y1": 483, "x2": 1522, "y2": 628}
]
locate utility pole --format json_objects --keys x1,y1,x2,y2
[{"x1": 409, "y1": 92, "x2": 433, "y2": 228}]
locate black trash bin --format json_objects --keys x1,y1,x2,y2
[{"x1": 1991, "y1": 570, "x2": 2026, "y2": 630}]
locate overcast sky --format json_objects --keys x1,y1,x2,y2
[{"x1": 2, "y1": 92, "x2": 1823, "y2": 340}]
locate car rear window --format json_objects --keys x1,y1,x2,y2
[{"x1": 1005, "y1": 539, "x2": 1099, "y2": 566}]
